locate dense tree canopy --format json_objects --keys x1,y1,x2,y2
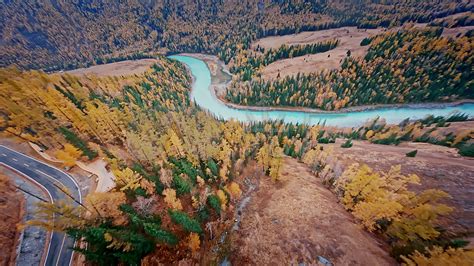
[{"x1": 1, "y1": 0, "x2": 472, "y2": 70}]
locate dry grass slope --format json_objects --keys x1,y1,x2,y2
[{"x1": 231, "y1": 157, "x2": 395, "y2": 265}]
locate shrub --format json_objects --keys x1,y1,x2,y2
[
  {"x1": 341, "y1": 139, "x2": 353, "y2": 148},
  {"x1": 446, "y1": 112, "x2": 469, "y2": 122},
  {"x1": 207, "y1": 194, "x2": 221, "y2": 214},
  {"x1": 318, "y1": 137, "x2": 335, "y2": 144},
  {"x1": 360, "y1": 37, "x2": 372, "y2": 46},
  {"x1": 143, "y1": 223, "x2": 178, "y2": 245},
  {"x1": 196, "y1": 206, "x2": 210, "y2": 222},
  {"x1": 168, "y1": 210, "x2": 202, "y2": 234},
  {"x1": 406, "y1": 150, "x2": 418, "y2": 157},
  {"x1": 458, "y1": 143, "x2": 474, "y2": 157},
  {"x1": 172, "y1": 174, "x2": 191, "y2": 195}
]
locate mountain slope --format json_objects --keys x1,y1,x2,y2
[{"x1": 1, "y1": 0, "x2": 472, "y2": 70}]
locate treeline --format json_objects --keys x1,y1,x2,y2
[
  {"x1": 230, "y1": 40, "x2": 339, "y2": 81},
  {"x1": 341, "y1": 114, "x2": 474, "y2": 157},
  {"x1": 1, "y1": 0, "x2": 472, "y2": 70},
  {"x1": 226, "y1": 28, "x2": 474, "y2": 110},
  {"x1": 429, "y1": 12, "x2": 474, "y2": 28},
  {"x1": 44, "y1": 53, "x2": 155, "y2": 73}
]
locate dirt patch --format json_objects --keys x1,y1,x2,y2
[
  {"x1": 327, "y1": 139, "x2": 474, "y2": 235},
  {"x1": 230, "y1": 157, "x2": 394, "y2": 265},
  {"x1": 65, "y1": 58, "x2": 159, "y2": 77},
  {"x1": 253, "y1": 27, "x2": 385, "y2": 79},
  {"x1": 439, "y1": 26, "x2": 474, "y2": 38}
]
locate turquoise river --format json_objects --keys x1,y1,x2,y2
[{"x1": 170, "y1": 55, "x2": 474, "y2": 127}]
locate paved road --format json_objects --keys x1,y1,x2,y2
[{"x1": 0, "y1": 145, "x2": 82, "y2": 266}]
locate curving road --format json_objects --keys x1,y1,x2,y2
[{"x1": 0, "y1": 145, "x2": 82, "y2": 266}]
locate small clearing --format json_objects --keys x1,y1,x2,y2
[
  {"x1": 230, "y1": 157, "x2": 394, "y2": 265},
  {"x1": 65, "y1": 58, "x2": 159, "y2": 77},
  {"x1": 254, "y1": 27, "x2": 386, "y2": 79}
]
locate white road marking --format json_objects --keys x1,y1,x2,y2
[
  {"x1": 35, "y1": 169, "x2": 58, "y2": 182},
  {"x1": 12, "y1": 158, "x2": 18, "y2": 161},
  {"x1": 1, "y1": 145, "x2": 82, "y2": 203},
  {"x1": 1, "y1": 153, "x2": 6, "y2": 156},
  {"x1": 56, "y1": 235, "x2": 67, "y2": 266},
  {"x1": 23, "y1": 163, "x2": 29, "y2": 167}
]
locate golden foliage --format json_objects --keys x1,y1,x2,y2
[
  {"x1": 225, "y1": 182, "x2": 242, "y2": 200},
  {"x1": 56, "y1": 144, "x2": 82, "y2": 167},
  {"x1": 187, "y1": 233, "x2": 201, "y2": 254},
  {"x1": 104, "y1": 232, "x2": 133, "y2": 252},
  {"x1": 401, "y1": 246, "x2": 474, "y2": 266},
  {"x1": 113, "y1": 168, "x2": 142, "y2": 191},
  {"x1": 140, "y1": 178, "x2": 156, "y2": 195},
  {"x1": 29, "y1": 200, "x2": 85, "y2": 231},
  {"x1": 159, "y1": 167, "x2": 173, "y2": 188},
  {"x1": 337, "y1": 163, "x2": 452, "y2": 242},
  {"x1": 162, "y1": 188, "x2": 183, "y2": 210},
  {"x1": 216, "y1": 189, "x2": 228, "y2": 211},
  {"x1": 85, "y1": 192, "x2": 127, "y2": 226},
  {"x1": 196, "y1": 175, "x2": 205, "y2": 187}
]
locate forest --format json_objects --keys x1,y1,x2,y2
[
  {"x1": 226, "y1": 28, "x2": 474, "y2": 110},
  {"x1": 1, "y1": 0, "x2": 472, "y2": 70}
]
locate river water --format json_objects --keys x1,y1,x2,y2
[{"x1": 170, "y1": 55, "x2": 474, "y2": 127}]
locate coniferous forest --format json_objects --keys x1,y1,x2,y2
[{"x1": 226, "y1": 29, "x2": 474, "y2": 110}]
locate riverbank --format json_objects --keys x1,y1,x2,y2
[
  {"x1": 178, "y1": 53, "x2": 474, "y2": 116},
  {"x1": 221, "y1": 97, "x2": 474, "y2": 115}
]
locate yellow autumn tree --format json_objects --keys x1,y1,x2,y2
[
  {"x1": 162, "y1": 188, "x2": 182, "y2": 210},
  {"x1": 216, "y1": 189, "x2": 228, "y2": 211},
  {"x1": 113, "y1": 167, "x2": 142, "y2": 191},
  {"x1": 225, "y1": 182, "x2": 242, "y2": 200},
  {"x1": 28, "y1": 200, "x2": 85, "y2": 231},
  {"x1": 164, "y1": 128, "x2": 185, "y2": 158},
  {"x1": 85, "y1": 192, "x2": 128, "y2": 225},
  {"x1": 218, "y1": 139, "x2": 232, "y2": 182},
  {"x1": 338, "y1": 163, "x2": 453, "y2": 241},
  {"x1": 56, "y1": 144, "x2": 82, "y2": 167},
  {"x1": 257, "y1": 136, "x2": 285, "y2": 181},
  {"x1": 387, "y1": 189, "x2": 453, "y2": 242},
  {"x1": 337, "y1": 164, "x2": 416, "y2": 231},
  {"x1": 187, "y1": 232, "x2": 201, "y2": 254},
  {"x1": 402, "y1": 246, "x2": 474, "y2": 266},
  {"x1": 269, "y1": 150, "x2": 283, "y2": 181},
  {"x1": 256, "y1": 142, "x2": 271, "y2": 172}
]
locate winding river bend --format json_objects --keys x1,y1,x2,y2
[{"x1": 170, "y1": 55, "x2": 474, "y2": 127}]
